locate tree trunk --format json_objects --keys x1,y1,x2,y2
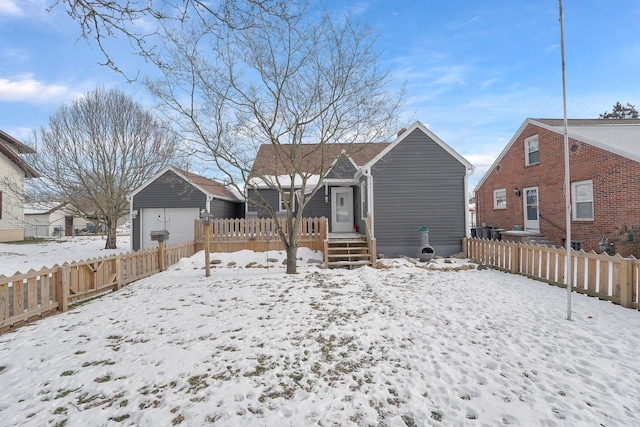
[
  {"x1": 105, "y1": 221, "x2": 117, "y2": 249},
  {"x1": 285, "y1": 240, "x2": 298, "y2": 274},
  {"x1": 284, "y1": 216, "x2": 299, "y2": 274}
]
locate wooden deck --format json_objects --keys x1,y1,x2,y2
[{"x1": 196, "y1": 217, "x2": 378, "y2": 269}]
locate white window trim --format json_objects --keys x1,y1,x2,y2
[
  {"x1": 360, "y1": 183, "x2": 367, "y2": 220},
  {"x1": 571, "y1": 180, "x2": 594, "y2": 221},
  {"x1": 493, "y1": 188, "x2": 507, "y2": 209},
  {"x1": 278, "y1": 191, "x2": 296, "y2": 212},
  {"x1": 525, "y1": 135, "x2": 540, "y2": 166}
]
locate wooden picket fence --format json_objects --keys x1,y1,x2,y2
[
  {"x1": 464, "y1": 238, "x2": 640, "y2": 310},
  {"x1": 0, "y1": 241, "x2": 196, "y2": 334},
  {"x1": 195, "y1": 217, "x2": 328, "y2": 253}
]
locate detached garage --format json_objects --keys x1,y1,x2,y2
[{"x1": 128, "y1": 166, "x2": 244, "y2": 251}]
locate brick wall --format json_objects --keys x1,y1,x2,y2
[{"x1": 476, "y1": 123, "x2": 640, "y2": 257}]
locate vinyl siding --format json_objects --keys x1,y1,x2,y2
[
  {"x1": 131, "y1": 170, "x2": 241, "y2": 250},
  {"x1": 247, "y1": 188, "x2": 330, "y2": 219},
  {"x1": 325, "y1": 157, "x2": 357, "y2": 179},
  {"x1": 0, "y1": 153, "x2": 25, "y2": 241},
  {"x1": 372, "y1": 128, "x2": 467, "y2": 257}
]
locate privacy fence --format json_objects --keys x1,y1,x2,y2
[
  {"x1": 0, "y1": 241, "x2": 196, "y2": 334},
  {"x1": 464, "y1": 238, "x2": 640, "y2": 310}
]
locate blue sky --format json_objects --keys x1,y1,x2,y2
[{"x1": 1, "y1": 1, "x2": 639, "y2": 188}]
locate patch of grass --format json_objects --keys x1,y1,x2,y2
[
  {"x1": 0, "y1": 365, "x2": 5, "y2": 373},
  {"x1": 54, "y1": 388, "x2": 80, "y2": 399},
  {"x1": 53, "y1": 406, "x2": 67, "y2": 415},
  {"x1": 74, "y1": 351, "x2": 86, "y2": 355},
  {"x1": 109, "y1": 414, "x2": 130, "y2": 422},
  {"x1": 77, "y1": 392, "x2": 99, "y2": 405},
  {"x1": 94, "y1": 375, "x2": 112, "y2": 383},
  {"x1": 401, "y1": 415, "x2": 417, "y2": 427},
  {"x1": 185, "y1": 374, "x2": 209, "y2": 393},
  {"x1": 107, "y1": 335, "x2": 122, "y2": 340},
  {"x1": 431, "y1": 410, "x2": 443, "y2": 422},
  {"x1": 82, "y1": 360, "x2": 115, "y2": 367},
  {"x1": 60, "y1": 370, "x2": 75, "y2": 377},
  {"x1": 53, "y1": 420, "x2": 68, "y2": 427}
]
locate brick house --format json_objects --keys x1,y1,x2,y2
[{"x1": 475, "y1": 118, "x2": 640, "y2": 257}]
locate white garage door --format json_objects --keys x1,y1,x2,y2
[{"x1": 141, "y1": 208, "x2": 200, "y2": 250}]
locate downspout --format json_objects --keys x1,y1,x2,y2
[
  {"x1": 126, "y1": 194, "x2": 134, "y2": 251},
  {"x1": 363, "y1": 167, "x2": 374, "y2": 236}
]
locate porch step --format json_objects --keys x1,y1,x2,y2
[{"x1": 325, "y1": 235, "x2": 372, "y2": 269}]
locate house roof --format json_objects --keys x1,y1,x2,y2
[
  {"x1": 534, "y1": 118, "x2": 640, "y2": 159},
  {"x1": 0, "y1": 130, "x2": 38, "y2": 178},
  {"x1": 475, "y1": 118, "x2": 640, "y2": 190},
  {"x1": 249, "y1": 121, "x2": 473, "y2": 184},
  {"x1": 24, "y1": 202, "x2": 68, "y2": 215},
  {"x1": 128, "y1": 166, "x2": 242, "y2": 203},
  {"x1": 173, "y1": 167, "x2": 242, "y2": 202},
  {"x1": 249, "y1": 142, "x2": 389, "y2": 179}
]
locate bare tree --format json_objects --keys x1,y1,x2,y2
[
  {"x1": 51, "y1": 0, "x2": 290, "y2": 81},
  {"x1": 29, "y1": 86, "x2": 178, "y2": 249},
  {"x1": 145, "y1": 4, "x2": 401, "y2": 273},
  {"x1": 56, "y1": 1, "x2": 401, "y2": 272}
]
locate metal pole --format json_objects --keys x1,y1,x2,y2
[
  {"x1": 559, "y1": 0, "x2": 572, "y2": 320},
  {"x1": 204, "y1": 222, "x2": 211, "y2": 277}
]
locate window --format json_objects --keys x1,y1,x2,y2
[
  {"x1": 525, "y1": 135, "x2": 540, "y2": 165},
  {"x1": 278, "y1": 191, "x2": 295, "y2": 212},
  {"x1": 360, "y1": 183, "x2": 367, "y2": 220},
  {"x1": 572, "y1": 180, "x2": 593, "y2": 220},
  {"x1": 493, "y1": 188, "x2": 507, "y2": 209}
]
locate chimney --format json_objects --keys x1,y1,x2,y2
[{"x1": 397, "y1": 128, "x2": 407, "y2": 137}]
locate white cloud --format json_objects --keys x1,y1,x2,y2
[
  {"x1": 0, "y1": 0, "x2": 22, "y2": 16},
  {"x1": 0, "y1": 75, "x2": 69, "y2": 102}
]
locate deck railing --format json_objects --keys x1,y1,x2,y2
[
  {"x1": 195, "y1": 217, "x2": 328, "y2": 252},
  {"x1": 464, "y1": 238, "x2": 639, "y2": 310},
  {"x1": 0, "y1": 241, "x2": 197, "y2": 333}
]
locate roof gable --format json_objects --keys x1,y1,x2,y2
[
  {"x1": 128, "y1": 166, "x2": 242, "y2": 202},
  {"x1": 0, "y1": 131, "x2": 38, "y2": 178},
  {"x1": 475, "y1": 118, "x2": 640, "y2": 190},
  {"x1": 364, "y1": 121, "x2": 473, "y2": 171}
]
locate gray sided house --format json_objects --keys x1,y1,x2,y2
[
  {"x1": 128, "y1": 166, "x2": 244, "y2": 251},
  {"x1": 247, "y1": 121, "x2": 474, "y2": 257}
]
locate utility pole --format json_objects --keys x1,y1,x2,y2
[{"x1": 559, "y1": 0, "x2": 572, "y2": 320}]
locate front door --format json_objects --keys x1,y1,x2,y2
[
  {"x1": 523, "y1": 186, "x2": 540, "y2": 231},
  {"x1": 331, "y1": 187, "x2": 353, "y2": 233}
]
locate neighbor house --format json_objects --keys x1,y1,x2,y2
[
  {"x1": 0, "y1": 131, "x2": 38, "y2": 242},
  {"x1": 247, "y1": 121, "x2": 474, "y2": 258},
  {"x1": 475, "y1": 118, "x2": 640, "y2": 256},
  {"x1": 128, "y1": 166, "x2": 244, "y2": 250},
  {"x1": 24, "y1": 202, "x2": 87, "y2": 238}
]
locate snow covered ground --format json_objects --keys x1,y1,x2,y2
[
  {"x1": 1, "y1": 242, "x2": 640, "y2": 426},
  {"x1": 0, "y1": 235, "x2": 130, "y2": 276}
]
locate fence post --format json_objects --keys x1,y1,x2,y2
[
  {"x1": 115, "y1": 256, "x2": 124, "y2": 290},
  {"x1": 158, "y1": 241, "x2": 165, "y2": 272},
  {"x1": 510, "y1": 242, "x2": 520, "y2": 274},
  {"x1": 462, "y1": 238, "x2": 468, "y2": 258},
  {"x1": 619, "y1": 256, "x2": 633, "y2": 308},
  {"x1": 56, "y1": 265, "x2": 70, "y2": 312}
]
